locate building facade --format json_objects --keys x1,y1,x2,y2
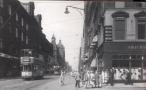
[
  {"x1": 51, "y1": 35, "x2": 66, "y2": 73},
  {"x1": 82, "y1": 1, "x2": 146, "y2": 82},
  {"x1": 0, "y1": 0, "x2": 53, "y2": 77},
  {"x1": 57, "y1": 40, "x2": 65, "y2": 67}
]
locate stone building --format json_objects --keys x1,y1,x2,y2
[
  {"x1": 82, "y1": 1, "x2": 146, "y2": 82},
  {"x1": 57, "y1": 40, "x2": 65, "y2": 67},
  {"x1": 0, "y1": 0, "x2": 53, "y2": 77},
  {"x1": 51, "y1": 35, "x2": 66, "y2": 72}
]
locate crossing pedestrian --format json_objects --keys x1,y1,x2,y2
[
  {"x1": 85, "y1": 71, "x2": 92, "y2": 88},
  {"x1": 75, "y1": 72, "x2": 81, "y2": 88},
  {"x1": 109, "y1": 68, "x2": 115, "y2": 86},
  {"x1": 59, "y1": 70, "x2": 65, "y2": 86},
  {"x1": 90, "y1": 71, "x2": 96, "y2": 88}
]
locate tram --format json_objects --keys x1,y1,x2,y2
[{"x1": 20, "y1": 49, "x2": 45, "y2": 79}]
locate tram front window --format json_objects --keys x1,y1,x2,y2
[{"x1": 23, "y1": 65, "x2": 32, "y2": 71}]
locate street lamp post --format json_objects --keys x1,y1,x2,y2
[
  {"x1": 141, "y1": 56, "x2": 144, "y2": 80},
  {"x1": 129, "y1": 56, "x2": 132, "y2": 73}
]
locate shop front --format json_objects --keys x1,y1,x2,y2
[{"x1": 99, "y1": 42, "x2": 146, "y2": 82}]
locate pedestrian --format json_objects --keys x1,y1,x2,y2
[
  {"x1": 80, "y1": 70, "x2": 85, "y2": 87},
  {"x1": 84, "y1": 71, "x2": 89, "y2": 88},
  {"x1": 109, "y1": 68, "x2": 114, "y2": 86},
  {"x1": 126, "y1": 71, "x2": 133, "y2": 85},
  {"x1": 85, "y1": 71, "x2": 92, "y2": 88},
  {"x1": 59, "y1": 70, "x2": 65, "y2": 86},
  {"x1": 75, "y1": 72, "x2": 81, "y2": 88},
  {"x1": 90, "y1": 71, "x2": 96, "y2": 88},
  {"x1": 94, "y1": 70, "x2": 98, "y2": 87}
]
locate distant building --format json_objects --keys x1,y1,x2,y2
[
  {"x1": 51, "y1": 34, "x2": 58, "y2": 66},
  {"x1": 57, "y1": 40, "x2": 65, "y2": 67},
  {"x1": 51, "y1": 35, "x2": 66, "y2": 70}
]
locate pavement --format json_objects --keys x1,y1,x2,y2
[{"x1": 30, "y1": 75, "x2": 146, "y2": 90}]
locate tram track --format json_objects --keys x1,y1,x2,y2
[{"x1": 0, "y1": 75, "x2": 59, "y2": 90}]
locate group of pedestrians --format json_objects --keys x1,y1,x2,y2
[
  {"x1": 107, "y1": 68, "x2": 133, "y2": 86},
  {"x1": 59, "y1": 68, "x2": 133, "y2": 87},
  {"x1": 74, "y1": 70, "x2": 102, "y2": 88}
]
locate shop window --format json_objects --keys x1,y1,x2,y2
[
  {"x1": 112, "y1": 60, "x2": 129, "y2": 67},
  {"x1": 131, "y1": 60, "x2": 141, "y2": 67}
]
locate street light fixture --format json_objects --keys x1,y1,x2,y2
[
  {"x1": 64, "y1": 7, "x2": 70, "y2": 14},
  {"x1": 64, "y1": 6, "x2": 84, "y2": 15}
]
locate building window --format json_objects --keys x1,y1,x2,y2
[
  {"x1": 134, "y1": 11, "x2": 146, "y2": 40},
  {"x1": 15, "y1": 28, "x2": 18, "y2": 38},
  {"x1": 26, "y1": 24, "x2": 28, "y2": 31},
  {"x1": 16, "y1": 13, "x2": 19, "y2": 21},
  {"x1": 137, "y1": 19, "x2": 146, "y2": 40},
  {"x1": 26, "y1": 36, "x2": 28, "y2": 44},
  {"x1": 0, "y1": 38, "x2": 2, "y2": 49},
  {"x1": 8, "y1": 5, "x2": 12, "y2": 15},
  {"x1": 8, "y1": 22, "x2": 12, "y2": 33},
  {"x1": 21, "y1": 32, "x2": 24, "y2": 41},
  {"x1": 21, "y1": 18, "x2": 24, "y2": 27},
  {"x1": 112, "y1": 11, "x2": 129, "y2": 40},
  {"x1": 0, "y1": 16, "x2": 3, "y2": 24},
  {"x1": 114, "y1": 17, "x2": 126, "y2": 40},
  {"x1": 0, "y1": 0, "x2": 3, "y2": 8}
]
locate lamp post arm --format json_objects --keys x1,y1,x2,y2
[{"x1": 66, "y1": 6, "x2": 84, "y2": 11}]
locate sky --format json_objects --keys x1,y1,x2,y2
[{"x1": 19, "y1": 0, "x2": 84, "y2": 71}]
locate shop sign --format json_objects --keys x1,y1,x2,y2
[
  {"x1": 104, "y1": 42, "x2": 146, "y2": 52},
  {"x1": 128, "y1": 45, "x2": 146, "y2": 49}
]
